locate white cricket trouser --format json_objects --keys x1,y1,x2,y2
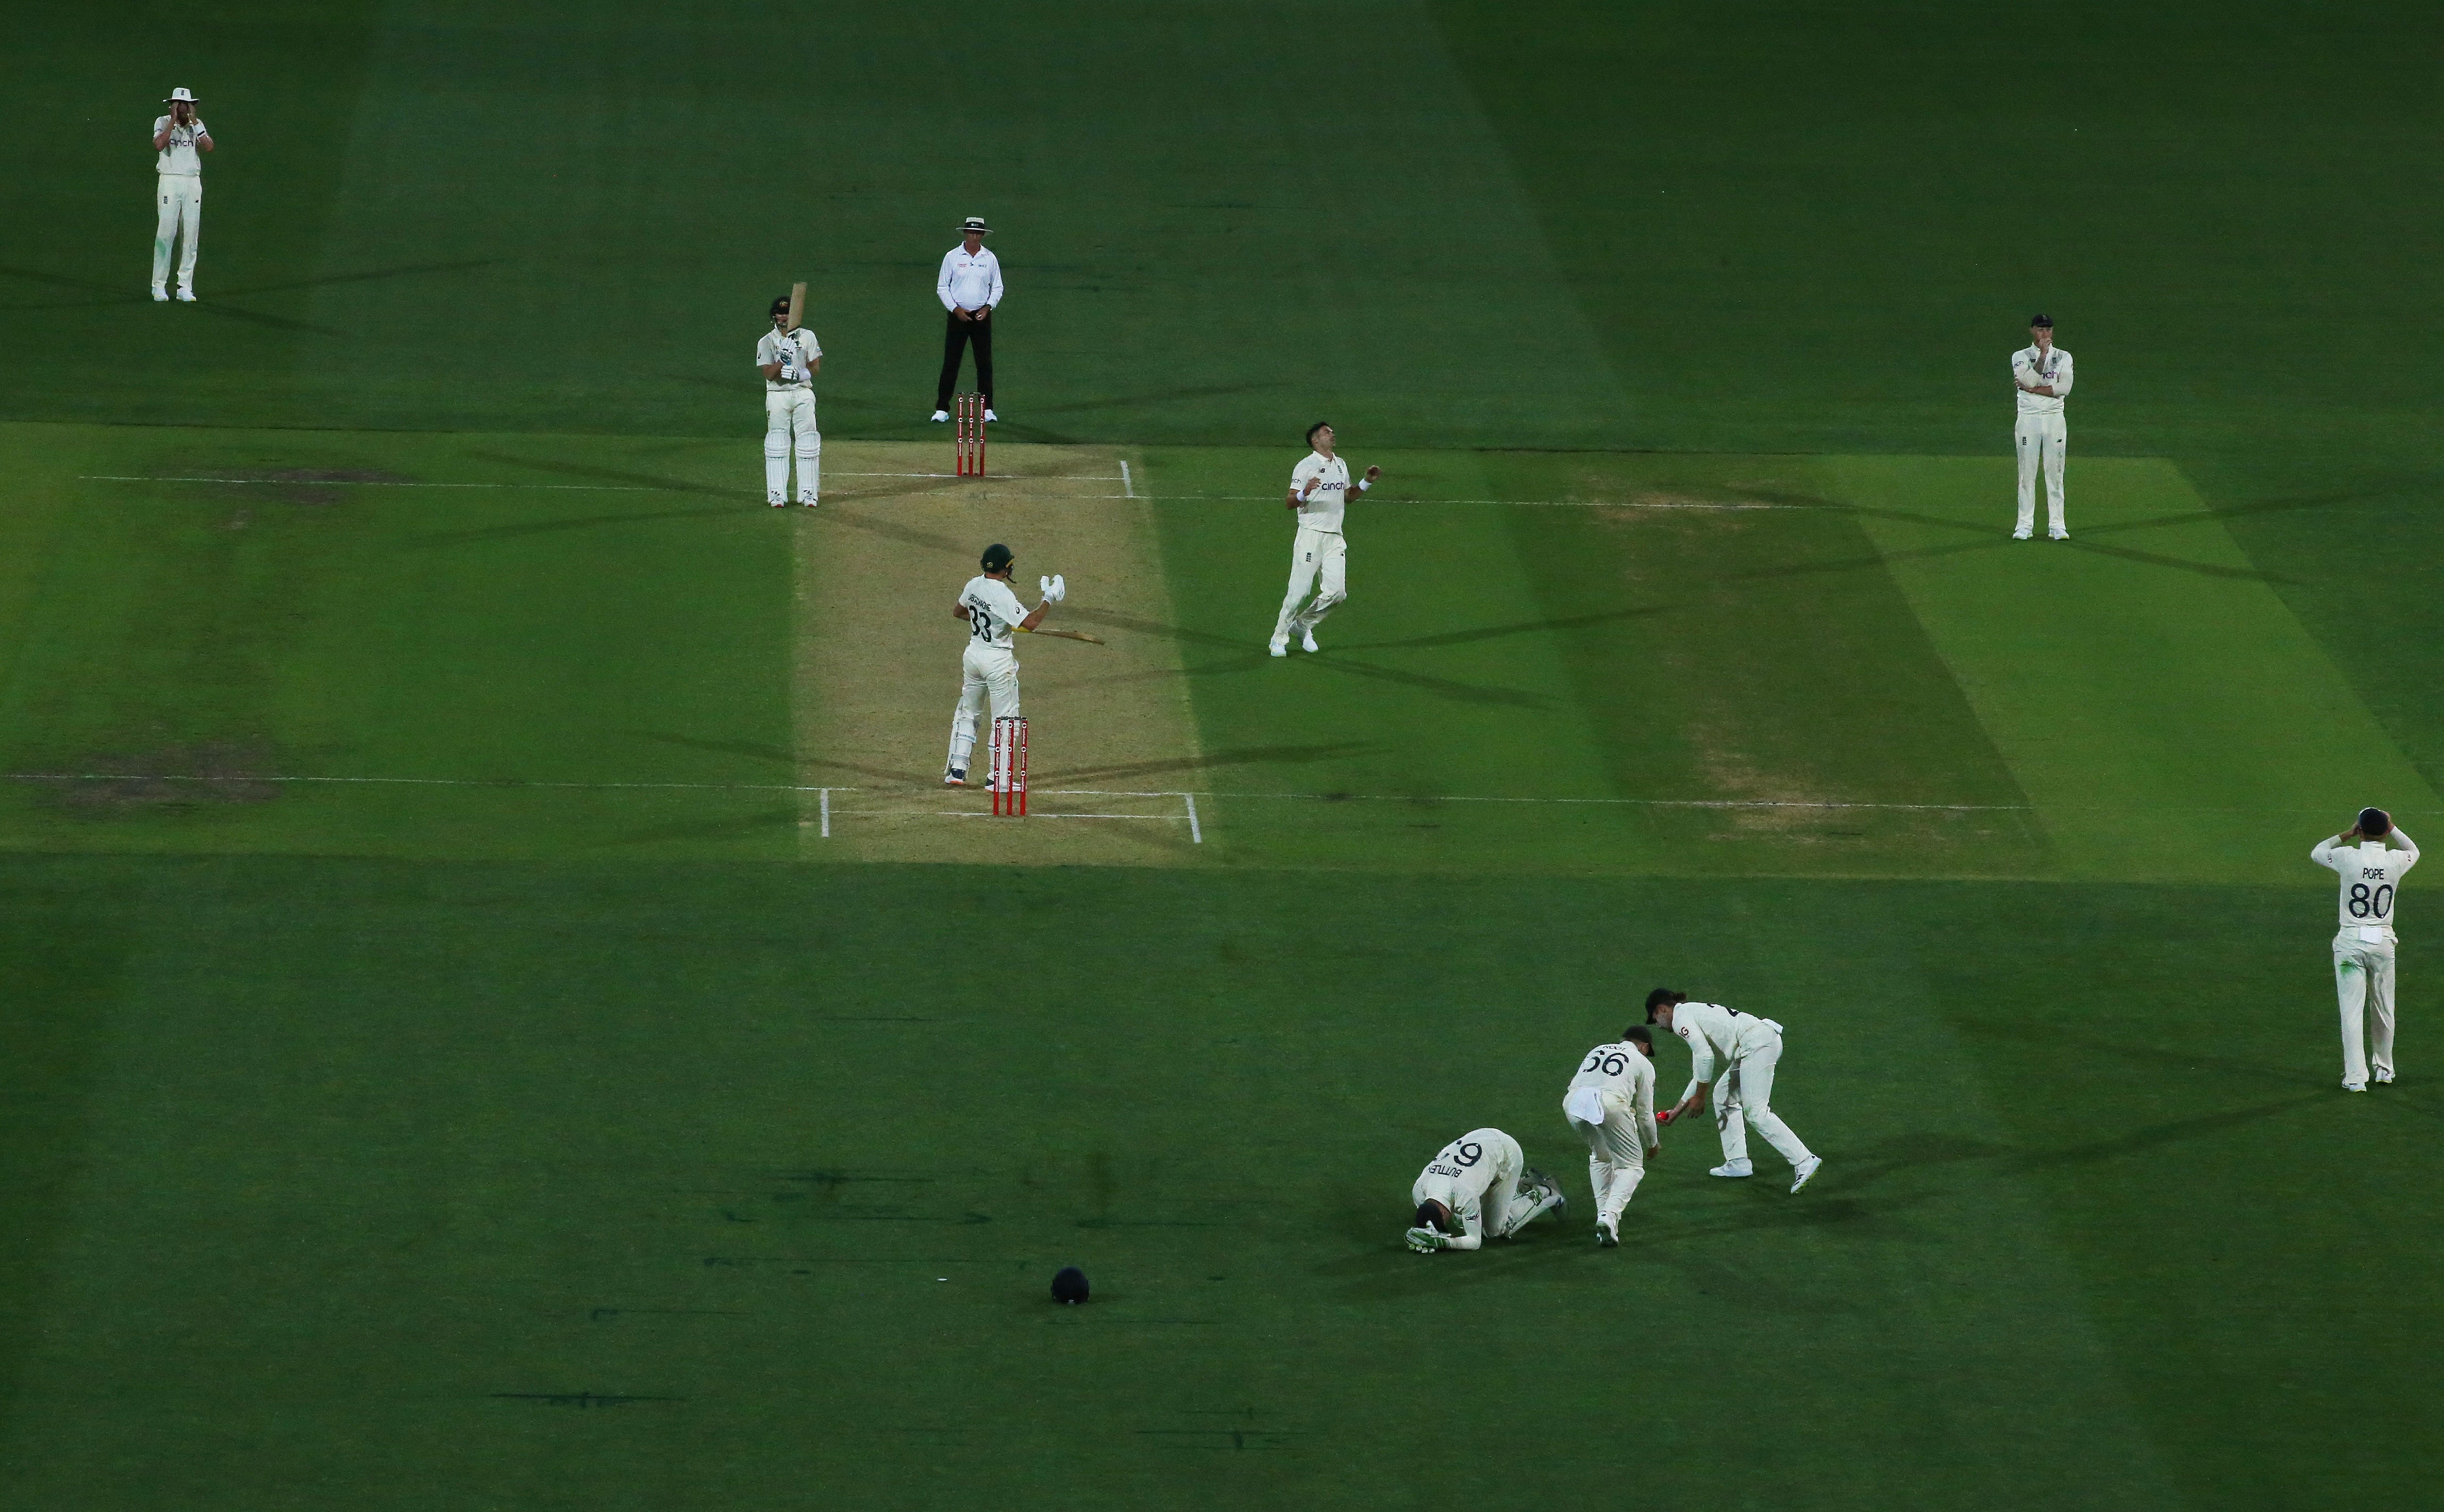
[
  {"x1": 1712, "y1": 1034, "x2": 1814, "y2": 1170},
  {"x1": 2333, "y1": 933, "x2": 2397, "y2": 1084},
  {"x1": 1271, "y1": 525, "x2": 1346, "y2": 644},
  {"x1": 152, "y1": 175, "x2": 202, "y2": 294},
  {"x1": 946, "y1": 643, "x2": 1020, "y2": 773},
  {"x1": 765, "y1": 389, "x2": 820, "y2": 502},
  {"x1": 1566, "y1": 1090, "x2": 1647, "y2": 1225},
  {"x1": 2014, "y1": 411, "x2": 2067, "y2": 535}
]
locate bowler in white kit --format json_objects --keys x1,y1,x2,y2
[
  {"x1": 1649, "y1": 989, "x2": 1822, "y2": 1192},
  {"x1": 756, "y1": 295, "x2": 822, "y2": 506},
  {"x1": 2011, "y1": 314, "x2": 2074, "y2": 539},
  {"x1": 1269, "y1": 422, "x2": 1383, "y2": 657},
  {"x1": 1405, "y1": 1127, "x2": 1564, "y2": 1253},
  {"x1": 149, "y1": 88, "x2": 214, "y2": 302},
  {"x1": 943, "y1": 543, "x2": 1062, "y2": 786},
  {"x1": 2312, "y1": 807, "x2": 2419, "y2": 1090},
  {"x1": 1562, "y1": 1026, "x2": 1662, "y2": 1247}
]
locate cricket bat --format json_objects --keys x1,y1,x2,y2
[
  {"x1": 786, "y1": 281, "x2": 805, "y2": 331},
  {"x1": 1023, "y1": 627, "x2": 1104, "y2": 645}
]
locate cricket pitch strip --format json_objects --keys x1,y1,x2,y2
[{"x1": 793, "y1": 441, "x2": 1210, "y2": 864}]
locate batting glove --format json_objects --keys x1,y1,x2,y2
[
  {"x1": 1404, "y1": 1227, "x2": 1447, "y2": 1254},
  {"x1": 1040, "y1": 574, "x2": 1066, "y2": 602}
]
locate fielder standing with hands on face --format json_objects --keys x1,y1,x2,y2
[
  {"x1": 931, "y1": 218, "x2": 1003, "y2": 424},
  {"x1": 2312, "y1": 808, "x2": 2419, "y2": 1091},
  {"x1": 1268, "y1": 423, "x2": 1382, "y2": 657},
  {"x1": 150, "y1": 88, "x2": 213, "y2": 303},
  {"x1": 2011, "y1": 314, "x2": 2074, "y2": 540}
]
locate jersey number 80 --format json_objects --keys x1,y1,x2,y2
[{"x1": 2349, "y1": 883, "x2": 2395, "y2": 920}]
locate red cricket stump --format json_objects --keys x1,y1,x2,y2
[
  {"x1": 956, "y1": 393, "x2": 987, "y2": 477},
  {"x1": 990, "y1": 716, "x2": 1028, "y2": 816}
]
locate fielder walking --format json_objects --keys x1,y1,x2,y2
[
  {"x1": 2313, "y1": 807, "x2": 2420, "y2": 1091},
  {"x1": 1269, "y1": 422, "x2": 1382, "y2": 657},
  {"x1": 1562, "y1": 1027, "x2": 1662, "y2": 1247},
  {"x1": 1405, "y1": 1128, "x2": 1565, "y2": 1254},
  {"x1": 1649, "y1": 989, "x2": 1822, "y2": 1192},
  {"x1": 149, "y1": 88, "x2": 213, "y2": 303},
  {"x1": 757, "y1": 295, "x2": 822, "y2": 507},
  {"x1": 2011, "y1": 314, "x2": 2074, "y2": 540},
  {"x1": 931, "y1": 217, "x2": 1003, "y2": 423},
  {"x1": 943, "y1": 544, "x2": 1064, "y2": 786}
]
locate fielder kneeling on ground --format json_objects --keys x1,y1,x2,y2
[
  {"x1": 1648, "y1": 989, "x2": 1823, "y2": 1193},
  {"x1": 1562, "y1": 1026, "x2": 1662, "y2": 1248},
  {"x1": 943, "y1": 544, "x2": 1063, "y2": 786},
  {"x1": 1405, "y1": 1128, "x2": 1565, "y2": 1253}
]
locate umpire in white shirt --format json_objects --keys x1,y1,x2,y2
[
  {"x1": 2010, "y1": 313, "x2": 2074, "y2": 540},
  {"x1": 931, "y1": 217, "x2": 1004, "y2": 423}
]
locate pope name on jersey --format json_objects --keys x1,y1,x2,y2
[
  {"x1": 1405, "y1": 1128, "x2": 1565, "y2": 1253},
  {"x1": 2313, "y1": 808, "x2": 2420, "y2": 1090}
]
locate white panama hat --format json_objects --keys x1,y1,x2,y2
[{"x1": 165, "y1": 87, "x2": 198, "y2": 103}]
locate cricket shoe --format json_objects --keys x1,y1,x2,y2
[
  {"x1": 175, "y1": 289, "x2": 196, "y2": 303},
  {"x1": 798, "y1": 494, "x2": 818, "y2": 508},
  {"x1": 2049, "y1": 530, "x2": 2070, "y2": 541},
  {"x1": 2342, "y1": 1079, "x2": 2367, "y2": 1092},
  {"x1": 984, "y1": 409, "x2": 998, "y2": 423},
  {"x1": 1301, "y1": 628, "x2": 1319, "y2": 653},
  {"x1": 944, "y1": 766, "x2": 967, "y2": 787},
  {"x1": 768, "y1": 493, "x2": 788, "y2": 508},
  {"x1": 1268, "y1": 640, "x2": 1288, "y2": 658},
  {"x1": 2374, "y1": 1069, "x2": 2396, "y2": 1084},
  {"x1": 150, "y1": 288, "x2": 170, "y2": 303},
  {"x1": 1789, "y1": 1155, "x2": 1823, "y2": 1193},
  {"x1": 1709, "y1": 1160, "x2": 1754, "y2": 1179},
  {"x1": 1596, "y1": 1218, "x2": 1619, "y2": 1248},
  {"x1": 930, "y1": 410, "x2": 950, "y2": 422},
  {"x1": 2011, "y1": 528, "x2": 2031, "y2": 540}
]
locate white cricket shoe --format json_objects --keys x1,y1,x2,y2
[
  {"x1": 944, "y1": 766, "x2": 966, "y2": 787},
  {"x1": 798, "y1": 494, "x2": 818, "y2": 508},
  {"x1": 1268, "y1": 640, "x2": 1288, "y2": 658},
  {"x1": 2342, "y1": 1079, "x2": 2367, "y2": 1092},
  {"x1": 1596, "y1": 1218, "x2": 1619, "y2": 1248},
  {"x1": 2049, "y1": 530, "x2": 2070, "y2": 540},
  {"x1": 150, "y1": 288, "x2": 169, "y2": 303},
  {"x1": 984, "y1": 409, "x2": 998, "y2": 423},
  {"x1": 1300, "y1": 628, "x2": 1319, "y2": 653},
  {"x1": 1709, "y1": 1160, "x2": 1754, "y2": 1179},
  {"x1": 2011, "y1": 528, "x2": 2031, "y2": 540},
  {"x1": 930, "y1": 410, "x2": 950, "y2": 423},
  {"x1": 768, "y1": 493, "x2": 787, "y2": 507},
  {"x1": 175, "y1": 289, "x2": 196, "y2": 303},
  {"x1": 2374, "y1": 1068, "x2": 2395, "y2": 1084},
  {"x1": 1790, "y1": 1155, "x2": 1823, "y2": 1193}
]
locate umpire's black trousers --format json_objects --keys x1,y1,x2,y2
[{"x1": 936, "y1": 309, "x2": 994, "y2": 409}]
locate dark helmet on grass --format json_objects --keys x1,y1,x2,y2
[{"x1": 1051, "y1": 1266, "x2": 1089, "y2": 1304}]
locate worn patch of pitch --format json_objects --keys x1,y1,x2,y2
[{"x1": 792, "y1": 441, "x2": 1208, "y2": 864}]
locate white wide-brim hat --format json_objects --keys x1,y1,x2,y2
[
  {"x1": 958, "y1": 217, "x2": 991, "y2": 235},
  {"x1": 165, "y1": 87, "x2": 198, "y2": 103}
]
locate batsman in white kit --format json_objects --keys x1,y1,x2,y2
[
  {"x1": 2011, "y1": 313, "x2": 2074, "y2": 540},
  {"x1": 1268, "y1": 422, "x2": 1382, "y2": 657},
  {"x1": 1405, "y1": 1128, "x2": 1566, "y2": 1253},
  {"x1": 757, "y1": 293, "x2": 822, "y2": 507},
  {"x1": 1562, "y1": 1026, "x2": 1662, "y2": 1247},
  {"x1": 2312, "y1": 807, "x2": 2419, "y2": 1091},
  {"x1": 943, "y1": 543, "x2": 1064, "y2": 786},
  {"x1": 1648, "y1": 989, "x2": 1822, "y2": 1192},
  {"x1": 150, "y1": 88, "x2": 214, "y2": 302}
]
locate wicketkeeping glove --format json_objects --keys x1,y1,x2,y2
[
  {"x1": 1040, "y1": 574, "x2": 1066, "y2": 603},
  {"x1": 1404, "y1": 1227, "x2": 1447, "y2": 1254}
]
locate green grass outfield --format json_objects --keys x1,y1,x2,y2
[{"x1": 6, "y1": 2, "x2": 2444, "y2": 1508}]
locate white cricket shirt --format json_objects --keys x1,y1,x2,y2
[
  {"x1": 1670, "y1": 1001, "x2": 1780, "y2": 1098},
  {"x1": 2313, "y1": 830, "x2": 2418, "y2": 943},
  {"x1": 1410, "y1": 1127, "x2": 1520, "y2": 1251},
  {"x1": 154, "y1": 116, "x2": 208, "y2": 176},
  {"x1": 937, "y1": 246, "x2": 1005, "y2": 312},
  {"x1": 1564, "y1": 1041, "x2": 1659, "y2": 1146},
  {"x1": 959, "y1": 574, "x2": 1030, "y2": 650},
  {"x1": 1289, "y1": 452, "x2": 1352, "y2": 533},
  {"x1": 757, "y1": 327, "x2": 821, "y2": 392},
  {"x1": 2012, "y1": 345, "x2": 2074, "y2": 416}
]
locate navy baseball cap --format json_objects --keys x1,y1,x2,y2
[{"x1": 2029, "y1": 313, "x2": 2053, "y2": 327}]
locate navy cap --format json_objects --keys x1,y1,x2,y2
[{"x1": 2029, "y1": 313, "x2": 2053, "y2": 327}]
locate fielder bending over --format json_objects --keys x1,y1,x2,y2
[
  {"x1": 1650, "y1": 989, "x2": 1822, "y2": 1192},
  {"x1": 1405, "y1": 1127, "x2": 1565, "y2": 1253},
  {"x1": 1562, "y1": 1026, "x2": 1662, "y2": 1247},
  {"x1": 943, "y1": 543, "x2": 1064, "y2": 786},
  {"x1": 757, "y1": 295, "x2": 822, "y2": 507},
  {"x1": 2313, "y1": 807, "x2": 2419, "y2": 1091},
  {"x1": 1269, "y1": 422, "x2": 1382, "y2": 657}
]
